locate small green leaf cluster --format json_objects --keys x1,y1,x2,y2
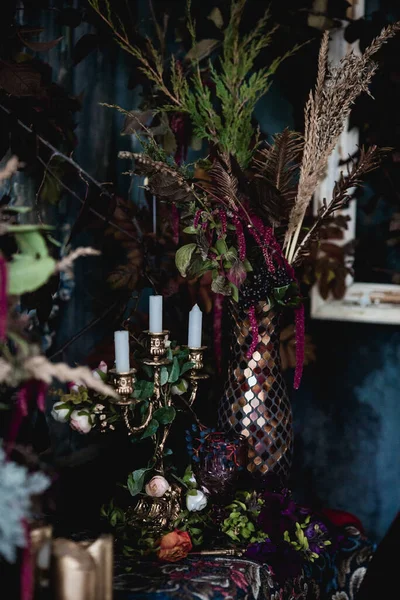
[
  {"x1": 221, "y1": 491, "x2": 267, "y2": 544},
  {"x1": 283, "y1": 517, "x2": 332, "y2": 563}
]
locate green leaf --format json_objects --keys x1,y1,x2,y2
[
  {"x1": 175, "y1": 243, "x2": 197, "y2": 277},
  {"x1": 153, "y1": 406, "x2": 176, "y2": 425},
  {"x1": 5, "y1": 206, "x2": 31, "y2": 214},
  {"x1": 215, "y1": 238, "x2": 228, "y2": 256},
  {"x1": 14, "y1": 230, "x2": 49, "y2": 258},
  {"x1": 168, "y1": 356, "x2": 180, "y2": 383},
  {"x1": 243, "y1": 258, "x2": 253, "y2": 272},
  {"x1": 127, "y1": 468, "x2": 150, "y2": 497},
  {"x1": 141, "y1": 364, "x2": 153, "y2": 378},
  {"x1": 183, "y1": 225, "x2": 198, "y2": 234},
  {"x1": 273, "y1": 284, "x2": 290, "y2": 303},
  {"x1": 140, "y1": 419, "x2": 159, "y2": 439},
  {"x1": 7, "y1": 224, "x2": 53, "y2": 232},
  {"x1": 8, "y1": 255, "x2": 56, "y2": 295},
  {"x1": 229, "y1": 282, "x2": 239, "y2": 302},
  {"x1": 180, "y1": 361, "x2": 195, "y2": 375},
  {"x1": 134, "y1": 380, "x2": 154, "y2": 399},
  {"x1": 160, "y1": 366, "x2": 169, "y2": 386}
]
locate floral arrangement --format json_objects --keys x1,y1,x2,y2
[
  {"x1": 90, "y1": 0, "x2": 399, "y2": 390},
  {"x1": 103, "y1": 462, "x2": 335, "y2": 583}
]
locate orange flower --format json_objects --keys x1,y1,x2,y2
[{"x1": 157, "y1": 529, "x2": 192, "y2": 562}]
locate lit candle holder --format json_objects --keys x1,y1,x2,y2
[
  {"x1": 149, "y1": 295, "x2": 163, "y2": 333},
  {"x1": 188, "y1": 304, "x2": 202, "y2": 348},
  {"x1": 114, "y1": 330, "x2": 130, "y2": 373}
]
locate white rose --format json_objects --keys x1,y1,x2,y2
[
  {"x1": 70, "y1": 410, "x2": 92, "y2": 434},
  {"x1": 171, "y1": 379, "x2": 188, "y2": 396},
  {"x1": 186, "y1": 489, "x2": 208, "y2": 512},
  {"x1": 145, "y1": 476, "x2": 170, "y2": 498},
  {"x1": 51, "y1": 401, "x2": 70, "y2": 423}
]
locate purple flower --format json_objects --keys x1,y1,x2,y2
[
  {"x1": 245, "y1": 540, "x2": 303, "y2": 581},
  {"x1": 257, "y1": 488, "x2": 304, "y2": 540}
]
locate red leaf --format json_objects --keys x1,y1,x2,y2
[
  {"x1": 0, "y1": 60, "x2": 42, "y2": 96},
  {"x1": 18, "y1": 34, "x2": 63, "y2": 52}
]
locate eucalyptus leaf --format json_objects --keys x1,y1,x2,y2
[
  {"x1": 153, "y1": 406, "x2": 176, "y2": 425},
  {"x1": 180, "y1": 361, "x2": 195, "y2": 375},
  {"x1": 175, "y1": 243, "x2": 197, "y2": 277},
  {"x1": 140, "y1": 419, "x2": 159, "y2": 439},
  {"x1": 127, "y1": 467, "x2": 151, "y2": 497},
  {"x1": 168, "y1": 356, "x2": 180, "y2": 383},
  {"x1": 160, "y1": 367, "x2": 169, "y2": 386}
]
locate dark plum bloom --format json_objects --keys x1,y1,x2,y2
[{"x1": 245, "y1": 540, "x2": 304, "y2": 582}]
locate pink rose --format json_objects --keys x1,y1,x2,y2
[
  {"x1": 70, "y1": 410, "x2": 92, "y2": 434},
  {"x1": 145, "y1": 475, "x2": 170, "y2": 498}
]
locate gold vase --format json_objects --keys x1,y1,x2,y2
[{"x1": 218, "y1": 300, "x2": 293, "y2": 483}]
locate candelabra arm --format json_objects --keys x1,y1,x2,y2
[
  {"x1": 188, "y1": 379, "x2": 199, "y2": 407},
  {"x1": 121, "y1": 401, "x2": 154, "y2": 436}
]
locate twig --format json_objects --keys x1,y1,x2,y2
[
  {"x1": 0, "y1": 104, "x2": 142, "y2": 242},
  {"x1": 48, "y1": 300, "x2": 120, "y2": 360},
  {"x1": 36, "y1": 155, "x2": 138, "y2": 242}
]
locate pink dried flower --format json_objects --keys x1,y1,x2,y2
[
  {"x1": 219, "y1": 209, "x2": 227, "y2": 237},
  {"x1": 247, "y1": 305, "x2": 259, "y2": 359},
  {"x1": 233, "y1": 215, "x2": 246, "y2": 261},
  {"x1": 193, "y1": 209, "x2": 203, "y2": 229},
  {"x1": 294, "y1": 303, "x2": 305, "y2": 390},
  {"x1": 213, "y1": 294, "x2": 224, "y2": 373}
]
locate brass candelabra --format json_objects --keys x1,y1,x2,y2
[
  {"x1": 106, "y1": 330, "x2": 208, "y2": 533},
  {"x1": 107, "y1": 330, "x2": 208, "y2": 463}
]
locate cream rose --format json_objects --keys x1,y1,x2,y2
[
  {"x1": 70, "y1": 410, "x2": 92, "y2": 434},
  {"x1": 145, "y1": 476, "x2": 170, "y2": 498},
  {"x1": 51, "y1": 401, "x2": 70, "y2": 423}
]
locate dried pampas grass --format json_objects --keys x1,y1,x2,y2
[{"x1": 285, "y1": 22, "x2": 400, "y2": 264}]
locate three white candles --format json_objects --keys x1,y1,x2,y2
[
  {"x1": 188, "y1": 304, "x2": 203, "y2": 348},
  {"x1": 149, "y1": 295, "x2": 163, "y2": 333},
  {"x1": 114, "y1": 330, "x2": 130, "y2": 373}
]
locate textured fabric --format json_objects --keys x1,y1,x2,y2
[{"x1": 113, "y1": 525, "x2": 374, "y2": 600}]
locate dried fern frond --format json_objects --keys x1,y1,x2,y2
[
  {"x1": 207, "y1": 155, "x2": 240, "y2": 211},
  {"x1": 252, "y1": 129, "x2": 303, "y2": 195},
  {"x1": 285, "y1": 21, "x2": 400, "y2": 263},
  {"x1": 292, "y1": 145, "x2": 384, "y2": 265},
  {"x1": 251, "y1": 128, "x2": 303, "y2": 223},
  {"x1": 118, "y1": 151, "x2": 196, "y2": 204}
]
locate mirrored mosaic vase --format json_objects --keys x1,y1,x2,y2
[{"x1": 218, "y1": 300, "x2": 293, "y2": 484}]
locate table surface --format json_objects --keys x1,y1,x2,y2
[{"x1": 112, "y1": 524, "x2": 375, "y2": 600}]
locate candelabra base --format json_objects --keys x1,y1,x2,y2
[{"x1": 124, "y1": 484, "x2": 182, "y2": 535}]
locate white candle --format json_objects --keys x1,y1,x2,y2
[
  {"x1": 149, "y1": 295, "x2": 163, "y2": 333},
  {"x1": 188, "y1": 304, "x2": 202, "y2": 348},
  {"x1": 114, "y1": 330, "x2": 130, "y2": 373}
]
